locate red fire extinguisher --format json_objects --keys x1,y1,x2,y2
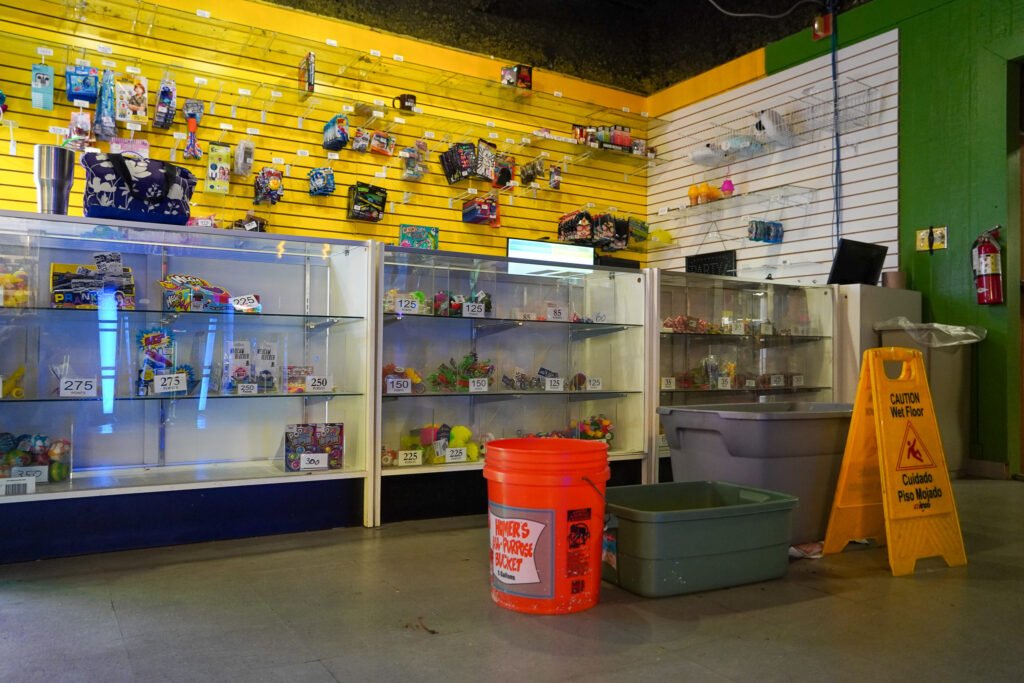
[{"x1": 972, "y1": 226, "x2": 1004, "y2": 305}]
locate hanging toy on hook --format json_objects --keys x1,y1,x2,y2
[
  {"x1": 0, "y1": 89, "x2": 7, "y2": 123},
  {"x1": 183, "y1": 99, "x2": 204, "y2": 160}
]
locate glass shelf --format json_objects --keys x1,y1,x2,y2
[
  {"x1": 382, "y1": 390, "x2": 640, "y2": 399},
  {"x1": 380, "y1": 449, "x2": 642, "y2": 476},
  {"x1": 383, "y1": 313, "x2": 641, "y2": 330},
  {"x1": 660, "y1": 332, "x2": 831, "y2": 345},
  {"x1": 677, "y1": 185, "x2": 816, "y2": 220},
  {"x1": 659, "y1": 386, "x2": 832, "y2": 394},
  {"x1": 0, "y1": 306, "x2": 363, "y2": 329},
  {"x1": 1, "y1": 391, "x2": 361, "y2": 404}
]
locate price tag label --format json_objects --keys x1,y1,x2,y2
[
  {"x1": 237, "y1": 383, "x2": 258, "y2": 395},
  {"x1": 731, "y1": 322, "x2": 746, "y2": 335},
  {"x1": 194, "y1": 76, "x2": 208, "y2": 85},
  {"x1": 372, "y1": 110, "x2": 385, "y2": 119},
  {"x1": 370, "y1": 49, "x2": 382, "y2": 58},
  {"x1": 230, "y1": 294, "x2": 259, "y2": 310},
  {"x1": 37, "y1": 47, "x2": 54, "y2": 57},
  {"x1": 661, "y1": 377, "x2": 676, "y2": 391},
  {"x1": 101, "y1": 59, "x2": 117, "y2": 68},
  {"x1": 343, "y1": 105, "x2": 354, "y2": 113},
  {"x1": 48, "y1": 126, "x2": 69, "y2": 136},
  {"x1": 305, "y1": 376, "x2": 330, "y2": 393},
  {"x1": 238, "y1": 88, "x2": 252, "y2": 96},
  {"x1": 761, "y1": 322, "x2": 774, "y2": 335},
  {"x1": 246, "y1": 127, "x2": 260, "y2": 136},
  {"x1": 126, "y1": 65, "x2": 141, "y2": 75},
  {"x1": 505, "y1": 138, "x2": 515, "y2": 145},
  {"x1": 171, "y1": 132, "x2": 187, "y2": 140},
  {"x1": 792, "y1": 375, "x2": 805, "y2": 387},
  {"x1": 424, "y1": 131, "x2": 435, "y2": 139},
  {"x1": 445, "y1": 447, "x2": 468, "y2": 464},
  {"x1": 154, "y1": 372, "x2": 187, "y2": 394},
  {"x1": 60, "y1": 377, "x2": 97, "y2": 397},
  {"x1": 75, "y1": 58, "x2": 91, "y2": 67},
  {"x1": 717, "y1": 376, "x2": 732, "y2": 390},
  {"x1": 770, "y1": 374, "x2": 785, "y2": 387},
  {"x1": 469, "y1": 377, "x2": 489, "y2": 393},
  {"x1": 488, "y1": 132, "x2": 499, "y2": 139},
  {"x1": 97, "y1": 44, "x2": 113, "y2": 55},
  {"x1": 296, "y1": 149, "x2": 310, "y2": 157},
  {"x1": 553, "y1": 91, "x2": 563, "y2": 98},
  {"x1": 398, "y1": 450, "x2": 423, "y2": 467},
  {"x1": 546, "y1": 304, "x2": 567, "y2": 322},
  {"x1": 387, "y1": 377, "x2": 412, "y2": 394},
  {"x1": 658, "y1": 207, "x2": 669, "y2": 216},
  {"x1": 196, "y1": 8, "x2": 211, "y2": 18},
  {"x1": 395, "y1": 298, "x2": 420, "y2": 315},
  {"x1": 0, "y1": 477, "x2": 35, "y2": 497},
  {"x1": 393, "y1": 54, "x2": 404, "y2": 62},
  {"x1": 270, "y1": 90, "x2": 282, "y2": 99},
  {"x1": 300, "y1": 452, "x2": 328, "y2": 471},
  {"x1": 126, "y1": 122, "x2": 142, "y2": 131},
  {"x1": 272, "y1": 156, "x2": 285, "y2": 165},
  {"x1": 326, "y1": 38, "x2": 338, "y2": 47},
  {"x1": 73, "y1": 99, "x2": 90, "y2": 108},
  {"x1": 394, "y1": 116, "x2": 406, "y2": 125},
  {"x1": 545, "y1": 377, "x2": 563, "y2": 392},
  {"x1": 327, "y1": 152, "x2": 339, "y2": 160},
  {"x1": 486, "y1": 121, "x2": 496, "y2": 128},
  {"x1": 587, "y1": 377, "x2": 603, "y2": 391},
  {"x1": 219, "y1": 123, "x2": 233, "y2": 131},
  {"x1": 463, "y1": 302, "x2": 486, "y2": 318},
  {"x1": 745, "y1": 379, "x2": 757, "y2": 389}
]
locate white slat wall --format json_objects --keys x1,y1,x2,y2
[{"x1": 647, "y1": 30, "x2": 899, "y2": 284}]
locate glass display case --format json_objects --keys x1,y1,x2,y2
[
  {"x1": 657, "y1": 271, "x2": 834, "y2": 407},
  {"x1": 378, "y1": 247, "x2": 649, "y2": 481},
  {"x1": 0, "y1": 211, "x2": 375, "y2": 511}
]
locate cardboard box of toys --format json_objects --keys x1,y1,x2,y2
[{"x1": 284, "y1": 423, "x2": 344, "y2": 472}]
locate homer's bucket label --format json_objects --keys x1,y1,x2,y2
[{"x1": 489, "y1": 503, "x2": 554, "y2": 599}]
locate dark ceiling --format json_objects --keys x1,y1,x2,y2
[{"x1": 269, "y1": 0, "x2": 872, "y2": 93}]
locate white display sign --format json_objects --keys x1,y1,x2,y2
[
  {"x1": 587, "y1": 377, "x2": 603, "y2": 391},
  {"x1": 398, "y1": 450, "x2": 423, "y2": 466},
  {"x1": 154, "y1": 372, "x2": 187, "y2": 394},
  {"x1": 469, "y1": 377, "x2": 489, "y2": 393},
  {"x1": 230, "y1": 294, "x2": 259, "y2": 311},
  {"x1": 0, "y1": 477, "x2": 35, "y2": 497},
  {"x1": 305, "y1": 375, "x2": 330, "y2": 393},
  {"x1": 445, "y1": 447, "x2": 468, "y2": 464},
  {"x1": 60, "y1": 377, "x2": 97, "y2": 397},
  {"x1": 660, "y1": 377, "x2": 676, "y2": 391},
  {"x1": 237, "y1": 383, "x2": 258, "y2": 395},
  {"x1": 387, "y1": 377, "x2": 412, "y2": 394},
  {"x1": 546, "y1": 304, "x2": 567, "y2": 322},
  {"x1": 717, "y1": 376, "x2": 732, "y2": 390},
  {"x1": 792, "y1": 374, "x2": 805, "y2": 387},
  {"x1": 395, "y1": 298, "x2": 420, "y2": 315},
  {"x1": 770, "y1": 374, "x2": 785, "y2": 387},
  {"x1": 545, "y1": 377, "x2": 563, "y2": 392},
  {"x1": 745, "y1": 379, "x2": 757, "y2": 389},
  {"x1": 300, "y1": 452, "x2": 328, "y2": 471},
  {"x1": 731, "y1": 322, "x2": 746, "y2": 335},
  {"x1": 761, "y1": 322, "x2": 774, "y2": 335},
  {"x1": 464, "y1": 302, "x2": 486, "y2": 318}
]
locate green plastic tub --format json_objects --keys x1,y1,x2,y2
[{"x1": 602, "y1": 481, "x2": 797, "y2": 598}]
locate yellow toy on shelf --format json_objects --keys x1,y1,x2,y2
[
  {"x1": 0, "y1": 269, "x2": 30, "y2": 307},
  {"x1": 2, "y1": 366, "x2": 26, "y2": 399}
]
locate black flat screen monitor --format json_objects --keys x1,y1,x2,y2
[{"x1": 827, "y1": 238, "x2": 888, "y2": 285}]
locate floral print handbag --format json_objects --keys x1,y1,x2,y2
[{"x1": 81, "y1": 151, "x2": 196, "y2": 225}]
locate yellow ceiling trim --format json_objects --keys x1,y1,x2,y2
[
  {"x1": 647, "y1": 49, "x2": 766, "y2": 117},
  {"x1": 150, "y1": 0, "x2": 647, "y2": 113}
]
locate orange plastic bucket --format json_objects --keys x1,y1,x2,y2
[{"x1": 483, "y1": 438, "x2": 610, "y2": 615}]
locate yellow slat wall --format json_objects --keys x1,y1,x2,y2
[{"x1": 0, "y1": 0, "x2": 648, "y2": 258}]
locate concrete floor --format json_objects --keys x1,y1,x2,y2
[{"x1": 1, "y1": 479, "x2": 1021, "y2": 682}]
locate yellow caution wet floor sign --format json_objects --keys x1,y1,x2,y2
[{"x1": 823, "y1": 347, "x2": 967, "y2": 576}]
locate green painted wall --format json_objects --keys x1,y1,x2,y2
[{"x1": 767, "y1": 0, "x2": 1022, "y2": 476}]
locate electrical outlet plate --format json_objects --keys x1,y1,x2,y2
[{"x1": 916, "y1": 226, "x2": 948, "y2": 251}]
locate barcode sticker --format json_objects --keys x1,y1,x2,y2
[{"x1": 1, "y1": 477, "x2": 35, "y2": 497}]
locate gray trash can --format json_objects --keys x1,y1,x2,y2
[
  {"x1": 658, "y1": 402, "x2": 852, "y2": 544},
  {"x1": 875, "y1": 319, "x2": 985, "y2": 474}
]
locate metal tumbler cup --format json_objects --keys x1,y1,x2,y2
[{"x1": 33, "y1": 144, "x2": 76, "y2": 214}]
